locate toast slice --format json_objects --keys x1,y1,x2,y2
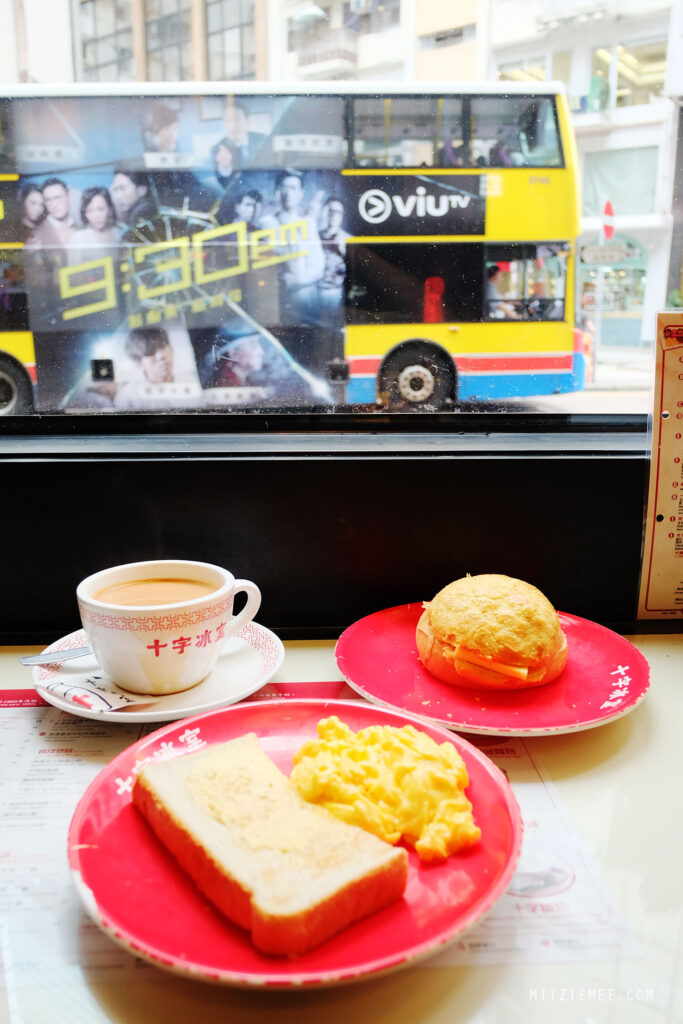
[{"x1": 132, "y1": 733, "x2": 409, "y2": 956}]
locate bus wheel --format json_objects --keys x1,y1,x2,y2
[
  {"x1": 378, "y1": 345, "x2": 455, "y2": 410},
  {"x1": 0, "y1": 357, "x2": 33, "y2": 415}
]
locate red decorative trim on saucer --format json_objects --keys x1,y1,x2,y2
[
  {"x1": 236, "y1": 621, "x2": 281, "y2": 673},
  {"x1": 78, "y1": 596, "x2": 233, "y2": 632}
]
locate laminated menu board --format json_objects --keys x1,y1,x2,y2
[{"x1": 638, "y1": 312, "x2": 683, "y2": 617}]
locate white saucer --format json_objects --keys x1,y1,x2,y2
[{"x1": 32, "y1": 622, "x2": 285, "y2": 723}]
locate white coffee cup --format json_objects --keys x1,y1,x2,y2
[{"x1": 76, "y1": 559, "x2": 261, "y2": 695}]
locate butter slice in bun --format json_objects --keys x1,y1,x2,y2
[{"x1": 416, "y1": 574, "x2": 567, "y2": 690}]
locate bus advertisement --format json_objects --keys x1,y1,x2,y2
[{"x1": 0, "y1": 82, "x2": 590, "y2": 415}]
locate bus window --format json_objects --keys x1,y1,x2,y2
[
  {"x1": 469, "y1": 96, "x2": 563, "y2": 168},
  {"x1": 485, "y1": 244, "x2": 567, "y2": 321},
  {"x1": 0, "y1": 252, "x2": 28, "y2": 331},
  {"x1": 352, "y1": 97, "x2": 439, "y2": 168},
  {"x1": 346, "y1": 242, "x2": 483, "y2": 324},
  {"x1": 0, "y1": 98, "x2": 14, "y2": 172},
  {"x1": 270, "y1": 95, "x2": 346, "y2": 169},
  {"x1": 436, "y1": 98, "x2": 469, "y2": 167}
]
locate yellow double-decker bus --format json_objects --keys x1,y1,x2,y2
[
  {"x1": 342, "y1": 86, "x2": 588, "y2": 407},
  {"x1": 0, "y1": 82, "x2": 588, "y2": 414}
]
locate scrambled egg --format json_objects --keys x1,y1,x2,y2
[{"x1": 290, "y1": 716, "x2": 481, "y2": 861}]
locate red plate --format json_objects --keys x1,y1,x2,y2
[
  {"x1": 336, "y1": 604, "x2": 650, "y2": 736},
  {"x1": 68, "y1": 698, "x2": 521, "y2": 988}
]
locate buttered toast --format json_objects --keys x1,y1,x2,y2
[{"x1": 132, "y1": 733, "x2": 409, "y2": 956}]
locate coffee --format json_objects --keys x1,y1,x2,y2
[{"x1": 95, "y1": 577, "x2": 218, "y2": 607}]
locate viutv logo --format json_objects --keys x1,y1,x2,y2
[{"x1": 358, "y1": 185, "x2": 472, "y2": 225}]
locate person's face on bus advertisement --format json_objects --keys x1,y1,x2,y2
[
  {"x1": 139, "y1": 342, "x2": 174, "y2": 384},
  {"x1": 43, "y1": 183, "x2": 70, "y2": 222},
  {"x1": 111, "y1": 173, "x2": 145, "y2": 220},
  {"x1": 233, "y1": 336, "x2": 265, "y2": 373},
  {"x1": 154, "y1": 120, "x2": 179, "y2": 152},
  {"x1": 84, "y1": 194, "x2": 112, "y2": 231},
  {"x1": 320, "y1": 200, "x2": 344, "y2": 235},
  {"x1": 23, "y1": 189, "x2": 45, "y2": 226},
  {"x1": 214, "y1": 143, "x2": 235, "y2": 175},
  {"x1": 223, "y1": 105, "x2": 249, "y2": 146},
  {"x1": 235, "y1": 195, "x2": 258, "y2": 226},
  {"x1": 279, "y1": 175, "x2": 303, "y2": 212}
]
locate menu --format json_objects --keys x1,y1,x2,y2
[
  {"x1": 639, "y1": 312, "x2": 683, "y2": 617},
  {"x1": 433, "y1": 737, "x2": 640, "y2": 966},
  {"x1": 0, "y1": 690, "x2": 638, "y2": 1020}
]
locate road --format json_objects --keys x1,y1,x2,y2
[
  {"x1": 503, "y1": 387, "x2": 650, "y2": 415},
  {"x1": 501, "y1": 346, "x2": 653, "y2": 415}
]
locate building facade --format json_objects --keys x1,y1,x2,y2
[
  {"x1": 70, "y1": 0, "x2": 270, "y2": 83},
  {"x1": 3, "y1": 0, "x2": 678, "y2": 353},
  {"x1": 490, "y1": 0, "x2": 677, "y2": 349}
]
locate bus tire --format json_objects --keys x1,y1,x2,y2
[
  {"x1": 0, "y1": 356, "x2": 34, "y2": 415},
  {"x1": 377, "y1": 343, "x2": 456, "y2": 411}
]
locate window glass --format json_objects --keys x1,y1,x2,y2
[
  {"x1": 145, "y1": 0, "x2": 192, "y2": 81},
  {"x1": 436, "y1": 98, "x2": 467, "y2": 166},
  {"x1": 498, "y1": 58, "x2": 547, "y2": 83},
  {"x1": 0, "y1": 251, "x2": 29, "y2": 331},
  {"x1": 206, "y1": 1, "x2": 221, "y2": 33},
  {"x1": 470, "y1": 96, "x2": 563, "y2": 168},
  {"x1": 346, "y1": 242, "x2": 567, "y2": 326},
  {"x1": 206, "y1": 0, "x2": 256, "y2": 80},
  {"x1": 551, "y1": 51, "x2": 571, "y2": 87},
  {"x1": 617, "y1": 39, "x2": 667, "y2": 108},
  {"x1": 79, "y1": 0, "x2": 133, "y2": 80},
  {"x1": 590, "y1": 47, "x2": 612, "y2": 111},
  {"x1": 81, "y1": 1, "x2": 96, "y2": 40},
  {"x1": 96, "y1": 0, "x2": 117, "y2": 35},
  {"x1": 582, "y1": 147, "x2": 658, "y2": 217},
  {"x1": 485, "y1": 244, "x2": 567, "y2": 322},
  {"x1": 349, "y1": 0, "x2": 400, "y2": 34},
  {"x1": 347, "y1": 243, "x2": 483, "y2": 325},
  {"x1": 352, "y1": 97, "x2": 439, "y2": 168}
]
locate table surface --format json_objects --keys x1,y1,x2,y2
[{"x1": 1, "y1": 632, "x2": 681, "y2": 1024}]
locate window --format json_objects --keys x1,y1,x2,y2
[
  {"x1": 206, "y1": 0, "x2": 256, "y2": 80},
  {"x1": 79, "y1": 0, "x2": 134, "y2": 82},
  {"x1": 145, "y1": 0, "x2": 192, "y2": 81},
  {"x1": 616, "y1": 39, "x2": 667, "y2": 107},
  {"x1": 346, "y1": 242, "x2": 567, "y2": 325},
  {"x1": 351, "y1": 95, "x2": 564, "y2": 171},
  {"x1": 497, "y1": 52, "x2": 571, "y2": 88},
  {"x1": 0, "y1": 251, "x2": 28, "y2": 331},
  {"x1": 485, "y1": 244, "x2": 567, "y2": 322},
  {"x1": 345, "y1": 0, "x2": 400, "y2": 34},
  {"x1": 582, "y1": 147, "x2": 658, "y2": 217},
  {"x1": 352, "y1": 96, "x2": 439, "y2": 168},
  {"x1": 346, "y1": 242, "x2": 482, "y2": 325},
  {"x1": 551, "y1": 51, "x2": 571, "y2": 87},
  {"x1": 591, "y1": 38, "x2": 668, "y2": 110},
  {"x1": 469, "y1": 96, "x2": 563, "y2": 168},
  {"x1": 498, "y1": 57, "x2": 547, "y2": 83},
  {"x1": 268, "y1": 95, "x2": 346, "y2": 169}
]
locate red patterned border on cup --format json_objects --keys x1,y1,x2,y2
[{"x1": 78, "y1": 595, "x2": 234, "y2": 632}]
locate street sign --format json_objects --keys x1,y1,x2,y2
[
  {"x1": 580, "y1": 243, "x2": 628, "y2": 264},
  {"x1": 602, "y1": 200, "x2": 615, "y2": 241}
]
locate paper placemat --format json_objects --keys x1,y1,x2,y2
[{"x1": 0, "y1": 686, "x2": 639, "y2": 1020}]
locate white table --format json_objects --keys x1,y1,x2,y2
[{"x1": 0, "y1": 632, "x2": 680, "y2": 1024}]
